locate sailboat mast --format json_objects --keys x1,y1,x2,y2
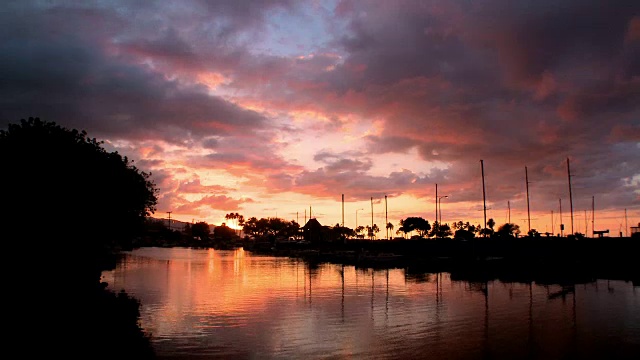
[
  {"x1": 481, "y1": 160, "x2": 487, "y2": 234},
  {"x1": 591, "y1": 196, "x2": 594, "y2": 237},
  {"x1": 385, "y1": 195, "x2": 388, "y2": 240},
  {"x1": 559, "y1": 198, "x2": 563, "y2": 237},
  {"x1": 567, "y1": 158, "x2": 574, "y2": 235},
  {"x1": 525, "y1": 166, "x2": 531, "y2": 232},
  {"x1": 342, "y1": 194, "x2": 344, "y2": 227}
]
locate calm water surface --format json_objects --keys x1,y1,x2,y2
[{"x1": 102, "y1": 247, "x2": 640, "y2": 359}]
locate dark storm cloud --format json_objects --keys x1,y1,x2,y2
[
  {"x1": 364, "y1": 135, "x2": 420, "y2": 154},
  {"x1": 0, "y1": 1, "x2": 271, "y2": 143},
  {"x1": 309, "y1": 0, "x2": 640, "y2": 211},
  {"x1": 463, "y1": 0, "x2": 640, "y2": 84}
]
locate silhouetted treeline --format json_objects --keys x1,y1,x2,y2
[{"x1": 1, "y1": 118, "x2": 157, "y2": 358}]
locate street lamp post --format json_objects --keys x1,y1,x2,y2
[{"x1": 438, "y1": 196, "x2": 448, "y2": 224}]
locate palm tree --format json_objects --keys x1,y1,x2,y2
[
  {"x1": 237, "y1": 214, "x2": 245, "y2": 237},
  {"x1": 386, "y1": 222, "x2": 394, "y2": 239},
  {"x1": 225, "y1": 213, "x2": 238, "y2": 235},
  {"x1": 372, "y1": 224, "x2": 380, "y2": 239}
]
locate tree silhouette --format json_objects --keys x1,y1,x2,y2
[
  {"x1": 487, "y1": 218, "x2": 496, "y2": 231},
  {"x1": 430, "y1": 222, "x2": 453, "y2": 238},
  {"x1": 242, "y1": 217, "x2": 300, "y2": 241},
  {"x1": 400, "y1": 217, "x2": 431, "y2": 237},
  {"x1": 192, "y1": 221, "x2": 211, "y2": 240},
  {"x1": 365, "y1": 224, "x2": 380, "y2": 239},
  {"x1": 1, "y1": 117, "x2": 157, "y2": 282},
  {"x1": 214, "y1": 223, "x2": 237, "y2": 241},
  {"x1": 527, "y1": 228, "x2": 540, "y2": 237},
  {"x1": 496, "y1": 223, "x2": 521, "y2": 238},
  {"x1": 386, "y1": 222, "x2": 394, "y2": 239},
  {"x1": 331, "y1": 224, "x2": 354, "y2": 241},
  {"x1": 1, "y1": 117, "x2": 157, "y2": 357}
]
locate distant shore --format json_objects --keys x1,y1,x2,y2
[{"x1": 241, "y1": 236, "x2": 640, "y2": 285}]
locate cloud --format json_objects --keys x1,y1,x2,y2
[
  {"x1": 1, "y1": 0, "x2": 638, "y2": 227},
  {"x1": 174, "y1": 194, "x2": 253, "y2": 213},
  {"x1": 177, "y1": 179, "x2": 234, "y2": 194}
]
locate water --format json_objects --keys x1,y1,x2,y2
[{"x1": 102, "y1": 247, "x2": 640, "y2": 359}]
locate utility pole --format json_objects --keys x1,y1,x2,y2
[
  {"x1": 481, "y1": 160, "x2": 487, "y2": 235},
  {"x1": 435, "y1": 183, "x2": 438, "y2": 225},
  {"x1": 438, "y1": 196, "x2": 448, "y2": 224},
  {"x1": 591, "y1": 196, "x2": 594, "y2": 237},
  {"x1": 167, "y1": 211, "x2": 172, "y2": 230},
  {"x1": 584, "y1": 209, "x2": 588, "y2": 236},
  {"x1": 559, "y1": 198, "x2": 563, "y2": 237},
  {"x1": 567, "y1": 158, "x2": 574, "y2": 235},
  {"x1": 342, "y1": 194, "x2": 345, "y2": 227},
  {"x1": 508, "y1": 201, "x2": 511, "y2": 223},
  {"x1": 385, "y1": 195, "x2": 388, "y2": 240},
  {"x1": 551, "y1": 210, "x2": 554, "y2": 236},
  {"x1": 525, "y1": 166, "x2": 531, "y2": 232},
  {"x1": 625, "y1": 208, "x2": 628, "y2": 237},
  {"x1": 305, "y1": 209, "x2": 307, "y2": 224},
  {"x1": 371, "y1": 197, "x2": 374, "y2": 239}
]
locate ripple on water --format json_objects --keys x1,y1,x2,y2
[{"x1": 103, "y1": 248, "x2": 640, "y2": 359}]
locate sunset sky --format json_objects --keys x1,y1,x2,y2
[{"x1": 1, "y1": 0, "x2": 639, "y2": 235}]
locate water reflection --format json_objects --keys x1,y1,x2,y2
[{"x1": 102, "y1": 247, "x2": 640, "y2": 359}]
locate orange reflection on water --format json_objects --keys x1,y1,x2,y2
[{"x1": 102, "y1": 247, "x2": 640, "y2": 359}]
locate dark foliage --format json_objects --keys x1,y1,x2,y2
[
  {"x1": 1, "y1": 117, "x2": 158, "y2": 358},
  {"x1": 399, "y1": 217, "x2": 431, "y2": 237},
  {"x1": 213, "y1": 223, "x2": 236, "y2": 240},
  {"x1": 192, "y1": 221, "x2": 211, "y2": 240}
]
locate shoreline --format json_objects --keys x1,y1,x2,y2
[{"x1": 240, "y1": 237, "x2": 640, "y2": 286}]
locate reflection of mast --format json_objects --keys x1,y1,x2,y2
[
  {"x1": 483, "y1": 280, "x2": 489, "y2": 358},
  {"x1": 385, "y1": 269, "x2": 389, "y2": 320},
  {"x1": 436, "y1": 272, "x2": 439, "y2": 303},
  {"x1": 528, "y1": 282, "x2": 533, "y2": 351},
  {"x1": 296, "y1": 260, "x2": 300, "y2": 297},
  {"x1": 309, "y1": 264, "x2": 312, "y2": 304},
  {"x1": 341, "y1": 264, "x2": 345, "y2": 322},
  {"x1": 572, "y1": 284, "x2": 577, "y2": 348},
  {"x1": 371, "y1": 270, "x2": 375, "y2": 320}
]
